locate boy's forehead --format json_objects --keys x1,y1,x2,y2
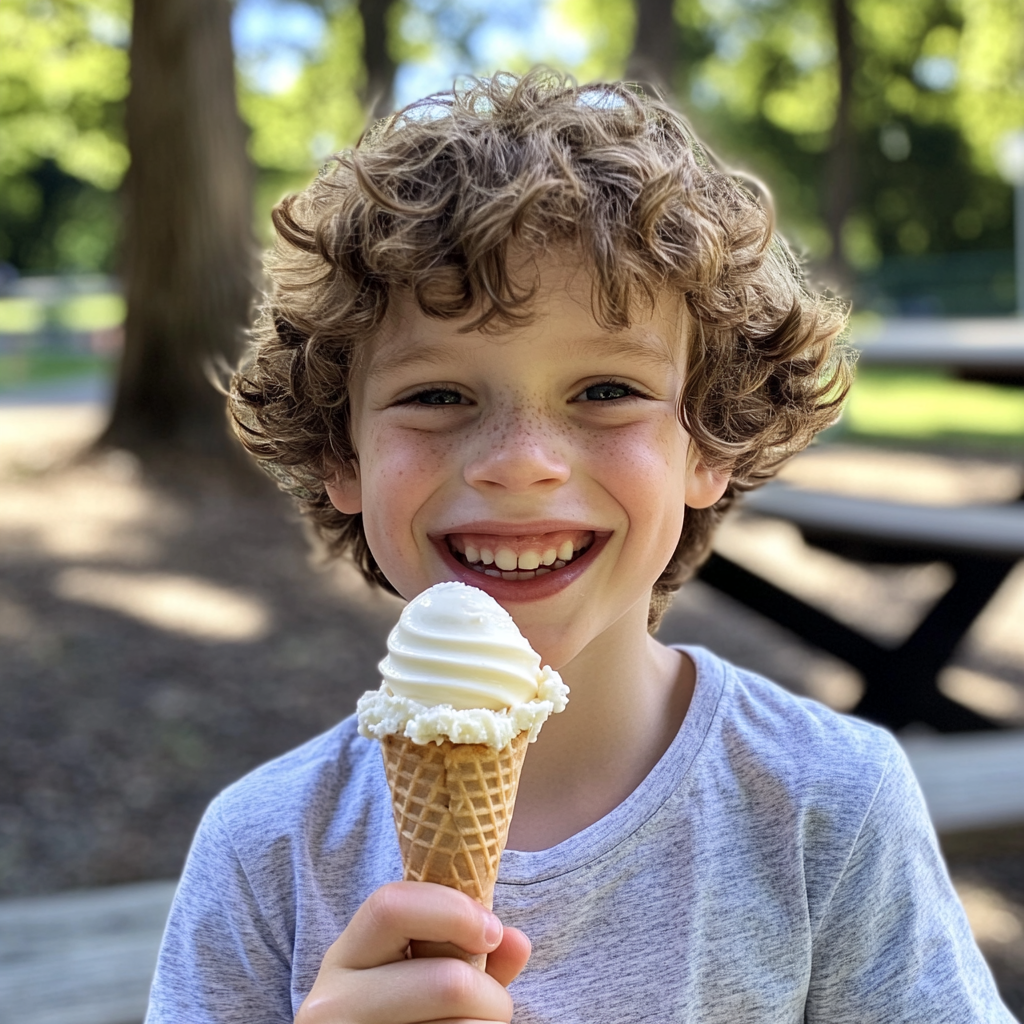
[
  {"x1": 362, "y1": 271, "x2": 689, "y2": 380},
  {"x1": 367, "y1": 321, "x2": 680, "y2": 371}
]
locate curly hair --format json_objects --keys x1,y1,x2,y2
[{"x1": 229, "y1": 69, "x2": 853, "y2": 632}]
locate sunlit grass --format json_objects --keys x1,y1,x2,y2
[
  {"x1": 0, "y1": 298, "x2": 45, "y2": 334},
  {"x1": 0, "y1": 293, "x2": 125, "y2": 334},
  {"x1": 0, "y1": 351, "x2": 116, "y2": 392},
  {"x1": 840, "y1": 370, "x2": 1024, "y2": 441},
  {"x1": 54, "y1": 293, "x2": 125, "y2": 332}
]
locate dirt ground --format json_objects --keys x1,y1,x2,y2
[{"x1": 1, "y1": 399, "x2": 1023, "y2": 1017}]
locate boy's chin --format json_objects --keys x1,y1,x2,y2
[{"x1": 512, "y1": 616, "x2": 605, "y2": 673}]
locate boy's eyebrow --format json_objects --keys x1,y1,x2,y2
[
  {"x1": 364, "y1": 340, "x2": 460, "y2": 381},
  {"x1": 365, "y1": 326, "x2": 684, "y2": 380},
  {"x1": 567, "y1": 331, "x2": 682, "y2": 369}
]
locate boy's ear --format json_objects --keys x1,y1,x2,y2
[
  {"x1": 684, "y1": 450, "x2": 730, "y2": 510},
  {"x1": 324, "y1": 461, "x2": 362, "y2": 515}
]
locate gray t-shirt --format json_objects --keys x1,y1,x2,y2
[{"x1": 145, "y1": 647, "x2": 1014, "y2": 1023}]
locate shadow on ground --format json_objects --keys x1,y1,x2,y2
[{"x1": 0, "y1": 418, "x2": 403, "y2": 894}]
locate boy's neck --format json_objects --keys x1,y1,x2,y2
[{"x1": 506, "y1": 600, "x2": 695, "y2": 852}]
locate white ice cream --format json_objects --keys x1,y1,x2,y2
[{"x1": 357, "y1": 581, "x2": 568, "y2": 748}]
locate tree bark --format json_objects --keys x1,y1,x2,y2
[
  {"x1": 824, "y1": 0, "x2": 856, "y2": 287},
  {"x1": 101, "y1": 0, "x2": 255, "y2": 466},
  {"x1": 359, "y1": 0, "x2": 397, "y2": 119},
  {"x1": 627, "y1": 0, "x2": 678, "y2": 98}
]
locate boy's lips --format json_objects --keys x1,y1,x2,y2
[{"x1": 433, "y1": 526, "x2": 608, "y2": 601}]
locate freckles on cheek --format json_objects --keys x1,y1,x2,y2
[
  {"x1": 368, "y1": 432, "x2": 447, "y2": 478},
  {"x1": 594, "y1": 427, "x2": 677, "y2": 477}
]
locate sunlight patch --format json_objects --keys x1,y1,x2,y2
[
  {"x1": 954, "y1": 881, "x2": 1024, "y2": 946},
  {"x1": 55, "y1": 569, "x2": 271, "y2": 642},
  {"x1": 940, "y1": 666, "x2": 1024, "y2": 723}
]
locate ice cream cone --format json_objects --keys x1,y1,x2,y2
[
  {"x1": 381, "y1": 729, "x2": 531, "y2": 969},
  {"x1": 360, "y1": 583, "x2": 568, "y2": 969}
]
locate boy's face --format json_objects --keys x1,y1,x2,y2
[{"x1": 326, "y1": 256, "x2": 728, "y2": 669}]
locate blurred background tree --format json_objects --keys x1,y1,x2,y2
[
  {"x1": 1, "y1": 0, "x2": 1022, "y2": 464},
  {"x1": 99, "y1": 0, "x2": 255, "y2": 464},
  {"x1": 672, "y1": 0, "x2": 1024, "y2": 306}
]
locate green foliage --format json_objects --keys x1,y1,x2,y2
[
  {"x1": 239, "y1": 2, "x2": 366, "y2": 243},
  {"x1": 527, "y1": 0, "x2": 635, "y2": 81},
  {"x1": 565, "y1": 0, "x2": 633, "y2": 79},
  {"x1": 673, "y1": 0, "x2": 1024, "y2": 278},
  {"x1": 0, "y1": 0, "x2": 129, "y2": 187},
  {"x1": 390, "y1": 0, "x2": 633, "y2": 97},
  {"x1": 4, "y1": 0, "x2": 1020, "y2": 294},
  {"x1": 236, "y1": 0, "x2": 636, "y2": 242},
  {"x1": 0, "y1": 0, "x2": 129, "y2": 272}
]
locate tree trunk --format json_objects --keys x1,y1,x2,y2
[
  {"x1": 101, "y1": 0, "x2": 255, "y2": 467},
  {"x1": 824, "y1": 0, "x2": 856, "y2": 287},
  {"x1": 627, "y1": 0, "x2": 677, "y2": 98},
  {"x1": 359, "y1": 0, "x2": 397, "y2": 119}
]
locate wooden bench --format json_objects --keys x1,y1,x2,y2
[
  {"x1": 0, "y1": 880, "x2": 176, "y2": 1024},
  {"x1": 698, "y1": 484, "x2": 1024, "y2": 732}
]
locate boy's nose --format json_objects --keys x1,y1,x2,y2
[{"x1": 463, "y1": 412, "x2": 571, "y2": 493}]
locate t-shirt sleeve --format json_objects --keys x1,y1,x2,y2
[
  {"x1": 805, "y1": 736, "x2": 1015, "y2": 1023},
  {"x1": 145, "y1": 800, "x2": 295, "y2": 1024}
]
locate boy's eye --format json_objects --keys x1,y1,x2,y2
[
  {"x1": 578, "y1": 381, "x2": 638, "y2": 402},
  {"x1": 406, "y1": 388, "x2": 466, "y2": 406}
]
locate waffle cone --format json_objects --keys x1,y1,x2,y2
[{"x1": 381, "y1": 729, "x2": 530, "y2": 968}]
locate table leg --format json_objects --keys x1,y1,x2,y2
[{"x1": 696, "y1": 552, "x2": 1014, "y2": 733}]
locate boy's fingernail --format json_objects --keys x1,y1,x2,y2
[{"x1": 484, "y1": 914, "x2": 503, "y2": 946}]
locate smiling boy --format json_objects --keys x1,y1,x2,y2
[
  {"x1": 145, "y1": 72, "x2": 1014, "y2": 1023},
  {"x1": 323, "y1": 258, "x2": 725, "y2": 860}
]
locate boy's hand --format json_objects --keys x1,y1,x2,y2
[{"x1": 295, "y1": 882, "x2": 531, "y2": 1024}]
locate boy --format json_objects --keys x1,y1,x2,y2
[{"x1": 146, "y1": 71, "x2": 1014, "y2": 1022}]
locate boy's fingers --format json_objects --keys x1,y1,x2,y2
[
  {"x1": 330, "y1": 882, "x2": 504, "y2": 970},
  {"x1": 485, "y1": 926, "x2": 531, "y2": 988},
  {"x1": 340, "y1": 956, "x2": 514, "y2": 1023}
]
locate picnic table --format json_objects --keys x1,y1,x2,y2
[
  {"x1": 854, "y1": 316, "x2": 1024, "y2": 384},
  {"x1": 699, "y1": 484, "x2": 1024, "y2": 732},
  {"x1": 698, "y1": 317, "x2": 1024, "y2": 733}
]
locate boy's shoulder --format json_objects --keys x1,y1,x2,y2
[
  {"x1": 690, "y1": 644, "x2": 897, "y2": 759},
  {"x1": 686, "y1": 645, "x2": 908, "y2": 833},
  {"x1": 204, "y1": 715, "x2": 387, "y2": 861}
]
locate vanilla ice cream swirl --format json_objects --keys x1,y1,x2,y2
[
  {"x1": 381, "y1": 582, "x2": 547, "y2": 709},
  {"x1": 357, "y1": 581, "x2": 568, "y2": 748}
]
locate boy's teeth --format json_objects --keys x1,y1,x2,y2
[
  {"x1": 449, "y1": 529, "x2": 595, "y2": 576},
  {"x1": 494, "y1": 547, "x2": 518, "y2": 571},
  {"x1": 468, "y1": 562, "x2": 561, "y2": 579}
]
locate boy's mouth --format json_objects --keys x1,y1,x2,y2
[{"x1": 445, "y1": 530, "x2": 594, "y2": 581}]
